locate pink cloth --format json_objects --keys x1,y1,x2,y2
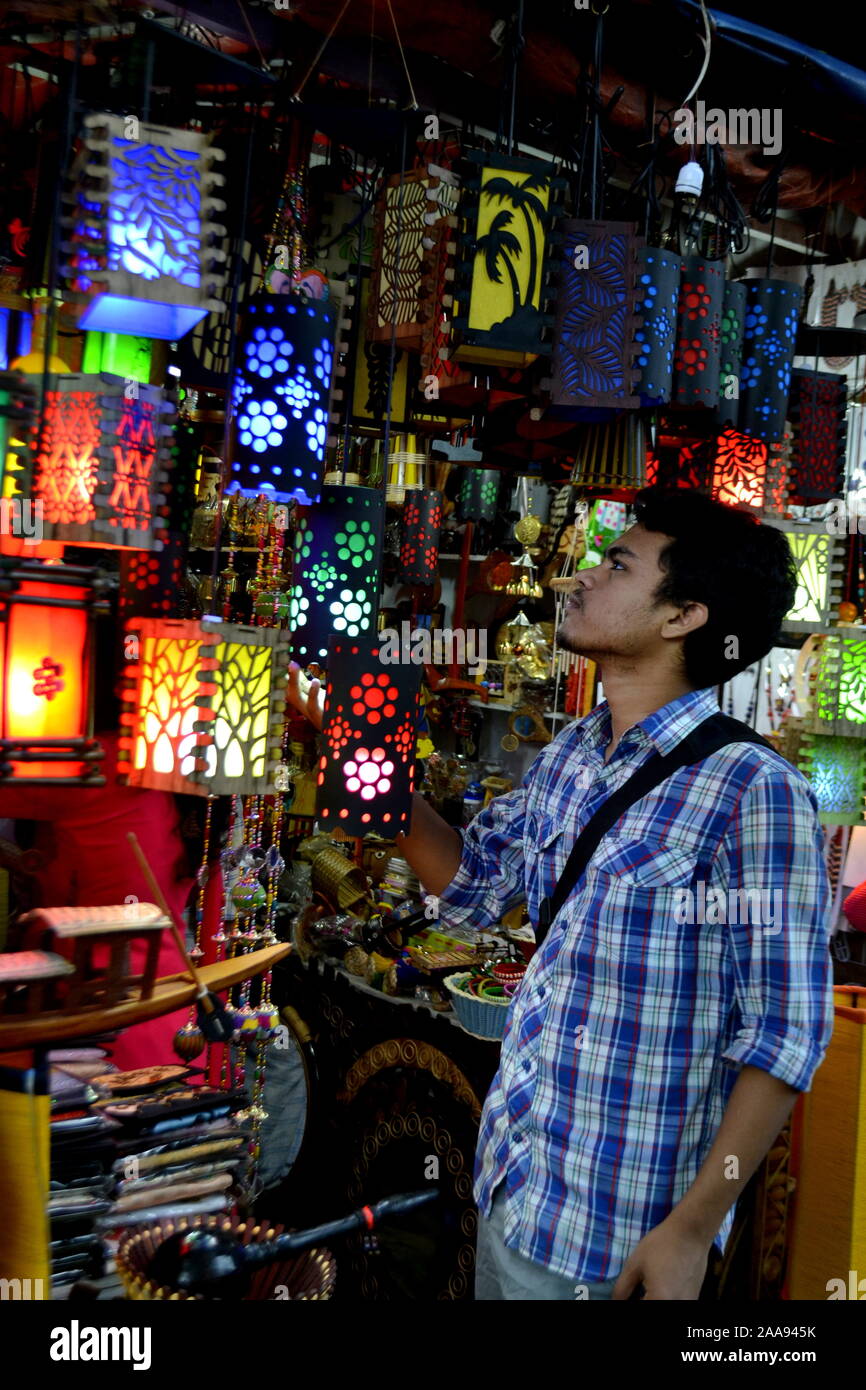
[
  {"x1": 1, "y1": 732, "x2": 195, "y2": 1066},
  {"x1": 844, "y1": 879, "x2": 866, "y2": 933}
]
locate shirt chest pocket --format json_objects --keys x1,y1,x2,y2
[{"x1": 589, "y1": 833, "x2": 700, "y2": 889}]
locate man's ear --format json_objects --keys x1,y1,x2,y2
[{"x1": 660, "y1": 601, "x2": 708, "y2": 641}]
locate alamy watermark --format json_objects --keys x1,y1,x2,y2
[
  {"x1": 673, "y1": 102, "x2": 782, "y2": 158},
  {"x1": 379, "y1": 622, "x2": 487, "y2": 675},
  {"x1": 674, "y1": 881, "x2": 782, "y2": 932},
  {"x1": 0, "y1": 497, "x2": 42, "y2": 545}
]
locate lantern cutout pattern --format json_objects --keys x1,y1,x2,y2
[
  {"x1": 738, "y1": 280, "x2": 804, "y2": 444},
  {"x1": 805, "y1": 634, "x2": 866, "y2": 736},
  {"x1": 289, "y1": 485, "x2": 384, "y2": 666},
  {"x1": 351, "y1": 271, "x2": 412, "y2": 428},
  {"x1": 457, "y1": 468, "x2": 499, "y2": 523},
  {"x1": 0, "y1": 562, "x2": 104, "y2": 784},
  {"x1": 716, "y1": 281, "x2": 747, "y2": 429},
  {"x1": 367, "y1": 166, "x2": 459, "y2": 351},
  {"x1": 119, "y1": 617, "x2": 289, "y2": 795},
  {"x1": 711, "y1": 427, "x2": 788, "y2": 514},
  {"x1": 63, "y1": 113, "x2": 228, "y2": 340},
  {"x1": 230, "y1": 295, "x2": 340, "y2": 505},
  {"x1": 787, "y1": 369, "x2": 848, "y2": 504},
  {"x1": 399, "y1": 490, "x2": 443, "y2": 586},
  {"x1": 549, "y1": 220, "x2": 641, "y2": 412},
  {"x1": 768, "y1": 521, "x2": 844, "y2": 633},
  {"x1": 118, "y1": 536, "x2": 186, "y2": 621},
  {"x1": 634, "y1": 246, "x2": 682, "y2": 407},
  {"x1": 672, "y1": 256, "x2": 725, "y2": 406},
  {"x1": 798, "y1": 734, "x2": 866, "y2": 826},
  {"x1": 316, "y1": 635, "x2": 421, "y2": 836},
  {"x1": 452, "y1": 151, "x2": 562, "y2": 367},
  {"x1": 26, "y1": 373, "x2": 175, "y2": 548}
]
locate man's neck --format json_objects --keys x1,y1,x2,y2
[{"x1": 599, "y1": 663, "x2": 697, "y2": 762}]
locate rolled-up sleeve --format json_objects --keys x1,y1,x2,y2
[
  {"x1": 720, "y1": 766, "x2": 834, "y2": 1092},
  {"x1": 436, "y1": 781, "x2": 530, "y2": 932}
]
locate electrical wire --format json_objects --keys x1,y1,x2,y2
[{"x1": 681, "y1": 0, "x2": 712, "y2": 107}]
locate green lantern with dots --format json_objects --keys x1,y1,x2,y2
[
  {"x1": 289, "y1": 484, "x2": 384, "y2": 666},
  {"x1": 457, "y1": 467, "x2": 500, "y2": 523}
]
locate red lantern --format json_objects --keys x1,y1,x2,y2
[{"x1": 0, "y1": 562, "x2": 104, "y2": 783}]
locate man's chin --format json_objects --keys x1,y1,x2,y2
[{"x1": 555, "y1": 622, "x2": 588, "y2": 656}]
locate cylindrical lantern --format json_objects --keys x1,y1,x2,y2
[
  {"x1": 716, "y1": 280, "x2": 747, "y2": 428},
  {"x1": 229, "y1": 294, "x2": 337, "y2": 505},
  {"x1": 672, "y1": 256, "x2": 725, "y2": 407},
  {"x1": 634, "y1": 246, "x2": 682, "y2": 406},
  {"x1": 63, "y1": 113, "x2": 228, "y2": 340},
  {"x1": 457, "y1": 468, "x2": 499, "y2": 523},
  {"x1": 118, "y1": 535, "x2": 186, "y2": 620},
  {"x1": 787, "y1": 368, "x2": 848, "y2": 504},
  {"x1": 738, "y1": 279, "x2": 804, "y2": 444},
  {"x1": 289, "y1": 484, "x2": 384, "y2": 666},
  {"x1": 0, "y1": 562, "x2": 104, "y2": 784},
  {"x1": 399, "y1": 489, "x2": 442, "y2": 585},
  {"x1": 316, "y1": 634, "x2": 421, "y2": 835}
]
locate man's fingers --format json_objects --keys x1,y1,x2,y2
[{"x1": 611, "y1": 1263, "x2": 641, "y2": 1301}]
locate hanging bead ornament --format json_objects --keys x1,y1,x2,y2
[
  {"x1": 507, "y1": 479, "x2": 544, "y2": 598},
  {"x1": 173, "y1": 794, "x2": 215, "y2": 1062}
]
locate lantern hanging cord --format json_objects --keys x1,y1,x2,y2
[
  {"x1": 235, "y1": 0, "x2": 270, "y2": 73},
  {"x1": 385, "y1": 0, "x2": 419, "y2": 110},
  {"x1": 680, "y1": 0, "x2": 712, "y2": 108},
  {"x1": 292, "y1": 0, "x2": 355, "y2": 101}
]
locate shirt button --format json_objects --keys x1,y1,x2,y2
[
  {"x1": 522, "y1": 1058, "x2": 531, "y2": 1072},
  {"x1": 538, "y1": 986, "x2": 546, "y2": 999}
]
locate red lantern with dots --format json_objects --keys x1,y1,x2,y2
[
  {"x1": 118, "y1": 536, "x2": 186, "y2": 620},
  {"x1": 316, "y1": 634, "x2": 422, "y2": 836},
  {"x1": 399, "y1": 488, "x2": 442, "y2": 586},
  {"x1": 672, "y1": 256, "x2": 724, "y2": 408}
]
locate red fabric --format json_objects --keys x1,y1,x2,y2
[
  {"x1": 843, "y1": 879, "x2": 866, "y2": 933},
  {"x1": 1, "y1": 732, "x2": 195, "y2": 1066}
]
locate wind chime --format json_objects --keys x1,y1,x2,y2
[{"x1": 506, "y1": 478, "x2": 544, "y2": 599}]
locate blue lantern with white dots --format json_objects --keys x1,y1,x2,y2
[
  {"x1": 229, "y1": 294, "x2": 337, "y2": 504},
  {"x1": 738, "y1": 279, "x2": 803, "y2": 444}
]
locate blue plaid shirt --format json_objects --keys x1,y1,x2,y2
[{"x1": 437, "y1": 687, "x2": 834, "y2": 1283}]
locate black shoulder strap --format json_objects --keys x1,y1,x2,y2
[{"x1": 535, "y1": 713, "x2": 772, "y2": 945}]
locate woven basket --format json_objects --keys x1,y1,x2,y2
[{"x1": 444, "y1": 971, "x2": 511, "y2": 1042}]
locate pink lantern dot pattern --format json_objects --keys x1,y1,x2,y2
[{"x1": 344, "y1": 746, "x2": 395, "y2": 800}]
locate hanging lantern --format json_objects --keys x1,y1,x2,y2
[
  {"x1": 716, "y1": 281, "x2": 747, "y2": 428},
  {"x1": 767, "y1": 520, "x2": 844, "y2": 632},
  {"x1": 549, "y1": 219, "x2": 641, "y2": 411},
  {"x1": 457, "y1": 467, "x2": 500, "y2": 523},
  {"x1": 316, "y1": 634, "x2": 421, "y2": 836},
  {"x1": 24, "y1": 373, "x2": 174, "y2": 549},
  {"x1": 63, "y1": 113, "x2": 228, "y2": 340},
  {"x1": 0, "y1": 562, "x2": 105, "y2": 784},
  {"x1": 289, "y1": 485, "x2": 384, "y2": 666},
  {"x1": 119, "y1": 617, "x2": 289, "y2": 795},
  {"x1": 711, "y1": 427, "x2": 788, "y2": 513},
  {"x1": 118, "y1": 535, "x2": 187, "y2": 621},
  {"x1": 672, "y1": 256, "x2": 725, "y2": 407},
  {"x1": 367, "y1": 166, "x2": 459, "y2": 351},
  {"x1": 787, "y1": 368, "x2": 848, "y2": 504},
  {"x1": 81, "y1": 330, "x2": 153, "y2": 381},
  {"x1": 738, "y1": 279, "x2": 804, "y2": 443},
  {"x1": 570, "y1": 414, "x2": 648, "y2": 491},
  {"x1": 451, "y1": 151, "x2": 561, "y2": 367},
  {"x1": 418, "y1": 197, "x2": 475, "y2": 411},
  {"x1": 351, "y1": 270, "x2": 411, "y2": 428},
  {"x1": 399, "y1": 489, "x2": 442, "y2": 586},
  {"x1": 799, "y1": 733, "x2": 866, "y2": 826},
  {"x1": 634, "y1": 246, "x2": 682, "y2": 407},
  {"x1": 229, "y1": 294, "x2": 338, "y2": 505},
  {"x1": 805, "y1": 634, "x2": 866, "y2": 735}
]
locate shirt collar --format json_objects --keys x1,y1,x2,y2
[{"x1": 576, "y1": 687, "x2": 721, "y2": 759}]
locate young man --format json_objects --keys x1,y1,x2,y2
[{"x1": 288, "y1": 487, "x2": 833, "y2": 1301}]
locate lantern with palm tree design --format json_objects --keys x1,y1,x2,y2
[{"x1": 451, "y1": 153, "x2": 562, "y2": 368}]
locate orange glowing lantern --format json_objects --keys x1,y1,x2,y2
[{"x1": 0, "y1": 562, "x2": 105, "y2": 783}]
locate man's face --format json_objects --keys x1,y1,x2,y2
[{"x1": 556, "y1": 522, "x2": 684, "y2": 666}]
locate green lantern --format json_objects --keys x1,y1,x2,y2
[{"x1": 289, "y1": 485, "x2": 384, "y2": 666}]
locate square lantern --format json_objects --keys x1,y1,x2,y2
[
  {"x1": 798, "y1": 733, "x2": 866, "y2": 826},
  {"x1": 451, "y1": 151, "x2": 562, "y2": 367},
  {"x1": 289, "y1": 484, "x2": 384, "y2": 666},
  {"x1": 229, "y1": 295, "x2": 339, "y2": 505},
  {"x1": 804, "y1": 634, "x2": 866, "y2": 736},
  {"x1": 316, "y1": 634, "x2": 422, "y2": 836},
  {"x1": 549, "y1": 219, "x2": 641, "y2": 412},
  {"x1": 711, "y1": 427, "x2": 788, "y2": 514},
  {"x1": 63, "y1": 113, "x2": 228, "y2": 340},
  {"x1": 367, "y1": 166, "x2": 459, "y2": 352},
  {"x1": 0, "y1": 562, "x2": 105, "y2": 784},
  {"x1": 351, "y1": 270, "x2": 412, "y2": 429},
  {"x1": 787, "y1": 368, "x2": 848, "y2": 505},
  {"x1": 766, "y1": 520, "x2": 844, "y2": 633},
  {"x1": 119, "y1": 616, "x2": 289, "y2": 795},
  {"x1": 25, "y1": 373, "x2": 174, "y2": 549},
  {"x1": 418, "y1": 207, "x2": 475, "y2": 412}
]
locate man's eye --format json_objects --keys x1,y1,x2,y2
[{"x1": 608, "y1": 557, "x2": 625, "y2": 571}]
